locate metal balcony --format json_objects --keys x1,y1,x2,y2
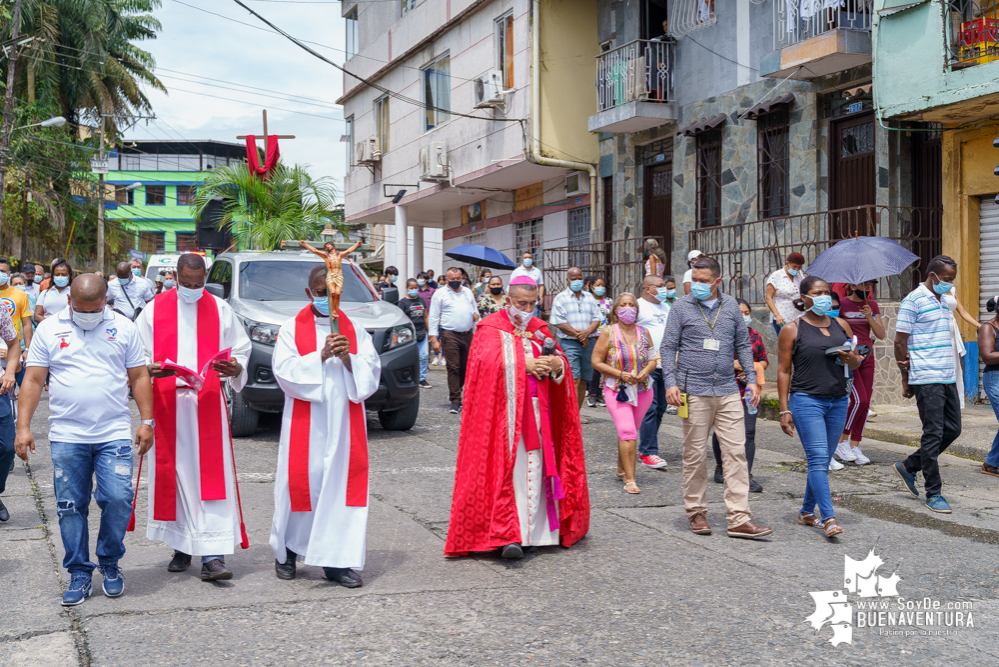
[
  {"x1": 945, "y1": 0, "x2": 999, "y2": 69},
  {"x1": 587, "y1": 39, "x2": 678, "y2": 134},
  {"x1": 760, "y1": 0, "x2": 872, "y2": 79}
]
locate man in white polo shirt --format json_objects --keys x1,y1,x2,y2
[
  {"x1": 16, "y1": 274, "x2": 154, "y2": 607},
  {"x1": 510, "y1": 252, "x2": 544, "y2": 315},
  {"x1": 428, "y1": 267, "x2": 480, "y2": 414}
]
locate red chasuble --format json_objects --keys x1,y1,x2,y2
[
  {"x1": 288, "y1": 305, "x2": 369, "y2": 511},
  {"x1": 444, "y1": 311, "x2": 590, "y2": 556},
  {"x1": 151, "y1": 289, "x2": 227, "y2": 521}
]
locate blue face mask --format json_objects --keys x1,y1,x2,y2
[
  {"x1": 787, "y1": 267, "x2": 800, "y2": 276},
  {"x1": 523, "y1": 258, "x2": 533, "y2": 268},
  {"x1": 132, "y1": 268, "x2": 142, "y2": 278},
  {"x1": 54, "y1": 275, "x2": 69, "y2": 288},
  {"x1": 408, "y1": 289, "x2": 419, "y2": 298},
  {"x1": 0, "y1": 273, "x2": 9, "y2": 285},
  {"x1": 177, "y1": 286, "x2": 204, "y2": 304},
  {"x1": 417, "y1": 279, "x2": 426, "y2": 287},
  {"x1": 163, "y1": 280, "x2": 176, "y2": 289},
  {"x1": 933, "y1": 279, "x2": 953, "y2": 295},
  {"x1": 655, "y1": 286, "x2": 670, "y2": 303},
  {"x1": 690, "y1": 282, "x2": 713, "y2": 301},
  {"x1": 313, "y1": 295, "x2": 330, "y2": 316},
  {"x1": 569, "y1": 279, "x2": 584, "y2": 292},
  {"x1": 390, "y1": 275, "x2": 397, "y2": 283},
  {"x1": 593, "y1": 286, "x2": 606, "y2": 297},
  {"x1": 809, "y1": 295, "x2": 833, "y2": 316},
  {"x1": 33, "y1": 275, "x2": 42, "y2": 284},
  {"x1": 665, "y1": 288, "x2": 676, "y2": 299},
  {"x1": 826, "y1": 309, "x2": 840, "y2": 319},
  {"x1": 119, "y1": 277, "x2": 131, "y2": 286}
]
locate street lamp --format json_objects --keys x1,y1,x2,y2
[{"x1": 13, "y1": 116, "x2": 66, "y2": 131}]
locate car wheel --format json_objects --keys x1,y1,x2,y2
[
  {"x1": 225, "y1": 383, "x2": 259, "y2": 437},
  {"x1": 377, "y1": 392, "x2": 420, "y2": 431}
]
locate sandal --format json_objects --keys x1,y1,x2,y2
[
  {"x1": 982, "y1": 463, "x2": 999, "y2": 478},
  {"x1": 822, "y1": 518, "x2": 843, "y2": 538},
  {"x1": 616, "y1": 471, "x2": 626, "y2": 480},
  {"x1": 623, "y1": 481, "x2": 641, "y2": 494},
  {"x1": 798, "y1": 512, "x2": 819, "y2": 527}
]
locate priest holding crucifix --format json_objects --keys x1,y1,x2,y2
[
  {"x1": 269, "y1": 263, "x2": 380, "y2": 587},
  {"x1": 135, "y1": 253, "x2": 252, "y2": 581}
]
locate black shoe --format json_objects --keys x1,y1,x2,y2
[
  {"x1": 323, "y1": 567, "x2": 363, "y2": 588},
  {"x1": 419, "y1": 380, "x2": 432, "y2": 388},
  {"x1": 749, "y1": 475, "x2": 763, "y2": 493},
  {"x1": 200, "y1": 558, "x2": 233, "y2": 581},
  {"x1": 167, "y1": 551, "x2": 192, "y2": 572},
  {"x1": 0, "y1": 499, "x2": 8, "y2": 522},
  {"x1": 713, "y1": 466, "x2": 723, "y2": 484},
  {"x1": 500, "y1": 543, "x2": 523, "y2": 559},
  {"x1": 275, "y1": 549, "x2": 297, "y2": 580},
  {"x1": 449, "y1": 402, "x2": 461, "y2": 414}
]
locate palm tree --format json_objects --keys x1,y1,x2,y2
[{"x1": 191, "y1": 162, "x2": 344, "y2": 252}]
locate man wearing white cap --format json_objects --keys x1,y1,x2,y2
[{"x1": 682, "y1": 250, "x2": 704, "y2": 295}]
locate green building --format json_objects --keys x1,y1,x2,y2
[{"x1": 106, "y1": 140, "x2": 246, "y2": 254}]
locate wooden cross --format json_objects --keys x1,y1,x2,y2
[{"x1": 236, "y1": 109, "x2": 296, "y2": 141}]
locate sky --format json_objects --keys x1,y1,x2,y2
[{"x1": 130, "y1": 0, "x2": 348, "y2": 185}]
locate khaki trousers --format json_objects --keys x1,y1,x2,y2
[{"x1": 681, "y1": 393, "x2": 751, "y2": 529}]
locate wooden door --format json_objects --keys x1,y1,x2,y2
[
  {"x1": 829, "y1": 112, "x2": 876, "y2": 239},
  {"x1": 644, "y1": 162, "x2": 673, "y2": 274}
]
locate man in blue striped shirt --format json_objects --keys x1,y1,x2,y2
[{"x1": 893, "y1": 255, "x2": 962, "y2": 514}]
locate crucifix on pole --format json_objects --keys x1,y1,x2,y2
[{"x1": 237, "y1": 110, "x2": 295, "y2": 177}]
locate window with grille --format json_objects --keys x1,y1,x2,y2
[
  {"x1": 757, "y1": 109, "x2": 790, "y2": 218},
  {"x1": 515, "y1": 219, "x2": 543, "y2": 266},
  {"x1": 401, "y1": 0, "x2": 416, "y2": 15},
  {"x1": 145, "y1": 186, "x2": 166, "y2": 206},
  {"x1": 696, "y1": 129, "x2": 722, "y2": 228},
  {"x1": 175, "y1": 232, "x2": 198, "y2": 252},
  {"x1": 423, "y1": 54, "x2": 451, "y2": 131},
  {"x1": 375, "y1": 96, "x2": 390, "y2": 153},
  {"x1": 138, "y1": 232, "x2": 165, "y2": 254},
  {"x1": 496, "y1": 13, "x2": 515, "y2": 90},
  {"x1": 568, "y1": 207, "x2": 591, "y2": 268},
  {"x1": 176, "y1": 186, "x2": 196, "y2": 206}
]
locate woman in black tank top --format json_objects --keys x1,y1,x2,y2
[
  {"x1": 977, "y1": 299, "x2": 999, "y2": 476},
  {"x1": 777, "y1": 276, "x2": 864, "y2": 539}
]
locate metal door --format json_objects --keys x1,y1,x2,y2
[
  {"x1": 829, "y1": 112, "x2": 876, "y2": 239},
  {"x1": 644, "y1": 162, "x2": 673, "y2": 275},
  {"x1": 910, "y1": 129, "x2": 943, "y2": 291},
  {"x1": 979, "y1": 197, "x2": 999, "y2": 399}
]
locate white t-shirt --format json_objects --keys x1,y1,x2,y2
[
  {"x1": 510, "y1": 265, "x2": 543, "y2": 287},
  {"x1": 637, "y1": 297, "x2": 671, "y2": 350},
  {"x1": 38, "y1": 286, "x2": 71, "y2": 319},
  {"x1": 682, "y1": 268, "x2": 693, "y2": 289},
  {"x1": 26, "y1": 307, "x2": 146, "y2": 443}
]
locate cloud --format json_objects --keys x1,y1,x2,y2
[{"x1": 134, "y1": 1, "x2": 348, "y2": 186}]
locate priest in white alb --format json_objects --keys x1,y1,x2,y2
[
  {"x1": 270, "y1": 264, "x2": 380, "y2": 588},
  {"x1": 135, "y1": 253, "x2": 252, "y2": 581}
]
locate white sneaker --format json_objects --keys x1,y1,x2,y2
[
  {"x1": 835, "y1": 441, "x2": 858, "y2": 462},
  {"x1": 829, "y1": 457, "x2": 845, "y2": 471},
  {"x1": 852, "y1": 446, "x2": 871, "y2": 465},
  {"x1": 868, "y1": 409, "x2": 877, "y2": 418}
]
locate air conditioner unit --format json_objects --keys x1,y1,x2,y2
[
  {"x1": 565, "y1": 171, "x2": 590, "y2": 197},
  {"x1": 473, "y1": 70, "x2": 505, "y2": 108},
  {"x1": 419, "y1": 142, "x2": 449, "y2": 181},
  {"x1": 355, "y1": 136, "x2": 381, "y2": 164}
]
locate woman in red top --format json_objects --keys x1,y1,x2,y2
[{"x1": 834, "y1": 281, "x2": 886, "y2": 466}]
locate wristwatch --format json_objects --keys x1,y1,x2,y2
[{"x1": 140, "y1": 419, "x2": 155, "y2": 427}]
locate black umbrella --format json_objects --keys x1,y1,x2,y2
[{"x1": 805, "y1": 236, "x2": 919, "y2": 285}]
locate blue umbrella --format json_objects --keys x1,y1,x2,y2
[
  {"x1": 804, "y1": 236, "x2": 919, "y2": 285},
  {"x1": 445, "y1": 244, "x2": 517, "y2": 271}
]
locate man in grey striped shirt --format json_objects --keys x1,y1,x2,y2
[{"x1": 662, "y1": 256, "x2": 772, "y2": 540}]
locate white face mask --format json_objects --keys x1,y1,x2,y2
[
  {"x1": 507, "y1": 304, "x2": 534, "y2": 328},
  {"x1": 177, "y1": 285, "x2": 204, "y2": 304},
  {"x1": 72, "y1": 308, "x2": 105, "y2": 331}
]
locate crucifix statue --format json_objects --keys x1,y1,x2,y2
[{"x1": 300, "y1": 240, "x2": 363, "y2": 333}]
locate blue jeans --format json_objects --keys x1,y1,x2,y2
[
  {"x1": 985, "y1": 371, "x2": 999, "y2": 469},
  {"x1": 0, "y1": 392, "x2": 14, "y2": 495},
  {"x1": 790, "y1": 392, "x2": 848, "y2": 521},
  {"x1": 638, "y1": 368, "x2": 666, "y2": 456},
  {"x1": 51, "y1": 439, "x2": 134, "y2": 577},
  {"x1": 417, "y1": 337, "x2": 429, "y2": 382}
]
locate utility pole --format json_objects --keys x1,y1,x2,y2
[
  {"x1": 97, "y1": 106, "x2": 106, "y2": 271},
  {"x1": 0, "y1": 0, "x2": 24, "y2": 250},
  {"x1": 20, "y1": 175, "x2": 28, "y2": 268}
]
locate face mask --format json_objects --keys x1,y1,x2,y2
[
  {"x1": 655, "y1": 287, "x2": 670, "y2": 303},
  {"x1": 119, "y1": 277, "x2": 131, "y2": 286},
  {"x1": 0, "y1": 273, "x2": 9, "y2": 285},
  {"x1": 312, "y1": 296, "x2": 331, "y2": 316},
  {"x1": 407, "y1": 289, "x2": 419, "y2": 298},
  {"x1": 507, "y1": 304, "x2": 534, "y2": 328},
  {"x1": 448, "y1": 280, "x2": 462, "y2": 291},
  {"x1": 665, "y1": 288, "x2": 676, "y2": 298},
  {"x1": 14, "y1": 284, "x2": 25, "y2": 291},
  {"x1": 33, "y1": 275, "x2": 42, "y2": 284},
  {"x1": 417, "y1": 279, "x2": 426, "y2": 287},
  {"x1": 72, "y1": 307, "x2": 104, "y2": 331},
  {"x1": 853, "y1": 289, "x2": 868, "y2": 300},
  {"x1": 827, "y1": 309, "x2": 840, "y2": 319},
  {"x1": 490, "y1": 287, "x2": 503, "y2": 296},
  {"x1": 54, "y1": 276, "x2": 69, "y2": 288},
  {"x1": 177, "y1": 285, "x2": 204, "y2": 304},
  {"x1": 593, "y1": 286, "x2": 606, "y2": 297},
  {"x1": 617, "y1": 306, "x2": 638, "y2": 325},
  {"x1": 390, "y1": 275, "x2": 397, "y2": 283},
  {"x1": 933, "y1": 278, "x2": 953, "y2": 295},
  {"x1": 809, "y1": 295, "x2": 833, "y2": 316},
  {"x1": 132, "y1": 268, "x2": 142, "y2": 278},
  {"x1": 569, "y1": 279, "x2": 584, "y2": 292},
  {"x1": 787, "y1": 267, "x2": 799, "y2": 276},
  {"x1": 691, "y1": 282, "x2": 713, "y2": 301},
  {"x1": 523, "y1": 259, "x2": 533, "y2": 267},
  {"x1": 163, "y1": 280, "x2": 176, "y2": 289},
  {"x1": 743, "y1": 314, "x2": 752, "y2": 326}
]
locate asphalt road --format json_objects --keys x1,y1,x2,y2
[{"x1": 2, "y1": 366, "x2": 997, "y2": 666}]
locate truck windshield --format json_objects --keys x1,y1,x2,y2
[{"x1": 238, "y1": 261, "x2": 375, "y2": 303}]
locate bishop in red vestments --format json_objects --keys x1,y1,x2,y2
[{"x1": 444, "y1": 277, "x2": 589, "y2": 559}]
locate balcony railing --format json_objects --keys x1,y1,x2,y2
[
  {"x1": 596, "y1": 39, "x2": 673, "y2": 112},
  {"x1": 542, "y1": 235, "x2": 666, "y2": 300},
  {"x1": 773, "y1": 0, "x2": 872, "y2": 50},
  {"x1": 688, "y1": 206, "x2": 942, "y2": 305},
  {"x1": 945, "y1": 0, "x2": 999, "y2": 68}
]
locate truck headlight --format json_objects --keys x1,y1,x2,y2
[
  {"x1": 247, "y1": 321, "x2": 281, "y2": 345},
  {"x1": 382, "y1": 323, "x2": 415, "y2": 351}
]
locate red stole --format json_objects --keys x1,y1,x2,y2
[
  {"x1": 245, "y1": 134, "x2": 281, "y2": 177},
  {"x1": 151, "y1": 289, "x2": 227, "y2": 521},
  {"x1": 288, "y1": 305, "x2": 369, "y2": 512}
]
